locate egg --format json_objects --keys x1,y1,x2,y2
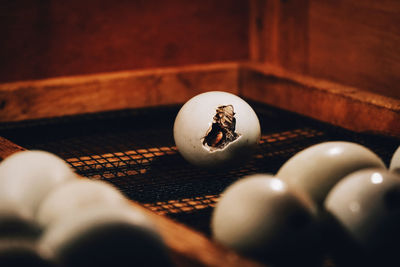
[
  {"x1": 0, "y1": 202, "x2": 41, "y2": 239},
  {"x1": 0, "y1": 239, "x2": 54, "y2": 267},
  {"x1": 0, "y1": 151, "x2": 77, "y2": 219},
  {"x1": 324, "y1": 169, "x2": 400, "y2": 265},
  {"x1": 325, "y1": 169, "x2": 400, "y2": 250},
  {"x1": 39, "y1": 205, "x2": 171, "y2": 267},
  {"x1": 390, "y1": 146, "x2": 400, "y2": 174},
  {"x1": 277, "y1": 141, "x2": 385, "y2": 209},
  {"x1": 173, "y1": 91, "x2": 261, "y2": 168},
  {"x1": 211, "y1": 174, "x2": 319, "y2": 263},
  {"x1": 36, "y1": 180, "x2": 127, "y2": 227}
]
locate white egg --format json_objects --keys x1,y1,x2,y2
[
  {"x1": 0, "y1": 239, "x2": 53, "y2": 267},
  {"x1": 0, "y1": 151, "x2": 77, "y2": 219},
  {"x1": 325, "y1": 168, "x2": 400, "y2": 252},
  {"x1": 39, "y1": 205, "x2": 171, "y2": 267},
  {"x1": 36, "y1": 180, "x2": 127, "y2": 227},
  {"x1": 211, "y1": 174, "x2": 319, "y2": 262},
  {"x1": 0, "y1": 202, "x2": 41, "y2": 239},
  {"x1": 390, "y1": 146, "x2": 400, "y2": 174},
  {"x1": 173, "y1": 91, "x2": 261, "y2": 168},
  {"x1": 277, "y1": 141, "x2": 385, "y2": 209}
]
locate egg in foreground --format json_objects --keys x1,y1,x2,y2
[
  {"x1": 325, "y1": 169, "x2": 400, "y2": 251},
  {"x1": 389, "y1": 146, "x2": 400, "y2": 174},
  {"x1": 0, "y1": 150, "x2": 77, "y2": 219},
  {"x1": 0, "y1": 239, "x2": 54, "y2": 267},
  {"x1": 0, "y1": 202, "x2": 41, "y2": 239},
  {"x1": 277, "y1": 141, "x2": 385, "y2": 209},
  {"x1": 37, "y1": 179, "x2": 127, "y2": 227},
  {"x1": 39, "y1": 205, "x2": 171, "y2": 267},
  {"x1": 211, "y1": 174, "x2": 319, "y2": 263}
]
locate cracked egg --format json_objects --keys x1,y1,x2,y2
[{"x1": 173, "y1": 91, "x2": 260, "y2": 168}]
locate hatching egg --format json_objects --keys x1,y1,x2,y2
[
  {"x1": 277, "y1": 141, "x2": 385, "y2": 209},
  {"x1": 211, "y1": 174, "x2": 319, "y2": 262},
  {"x1": 0, "y1": 151, "x2": 77, "y2": 219},
  {"x1": 390, "y1": 146, "x2": 400, "y2": 174},
  {"x1": 39, "y1": 205, "x2": 171, "y2": 267},
  {"x1": 325, "y1": 169, "x2": 400, "y2": 253},
  {"x1": 173, "y1": 91, "x2": 261, "y2": 168},
  {"x1": 36, "y1": 180, "x2": 127, "y2": 227}
]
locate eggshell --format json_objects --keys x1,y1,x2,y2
[
  {"x1": 277, "y1": 141, "x2": 385, "y2": 209},
  {"x1": 36, "y1": 180, "x2": 127, "y2": 227},
  {"x1": 0, "y1": 151, "x2": 77, "y2": 219},
  {"x1": 173, "y1": 91, "x2": 261, "y2": 168},
  {"x1": 389, "y1": 146, "x2": 400, "y2": 174},
  {"x1": 325, "y1": 168, "x2": 400, "y2": 251},
  {"x1": 211, "y1": 174, "x2": 319, "y2": 262},
  {"x1": 39, "y1": 205, "x2": 171, "y2": 267}
]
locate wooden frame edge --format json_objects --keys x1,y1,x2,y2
[
  {"x1": 0, "y1": 137, "x2": 25, "y2": 159},
  {"x1": 240, "y1": 62, "x2": 400, "y2": 138},
  {"x1": 0, "y1": 62, "x2": 240, "y2": 122},
  {"x1": 0, "y1": 61, "x2": 398, "y2": 137}
]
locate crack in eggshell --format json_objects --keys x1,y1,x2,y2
[{"x1": 202, "y1": 105, "x2": 241, "y2": 152}]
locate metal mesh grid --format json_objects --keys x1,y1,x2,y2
[{"x1": 0, "y1": 103, "x2": 399, "y2": 236}]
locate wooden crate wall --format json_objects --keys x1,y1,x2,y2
[
  {"x1": 0, "y1": 0, "x2": 248, "y2": 83},
  {"x1": 250, "y1": 0, "x2": 400, "y2": 99}
]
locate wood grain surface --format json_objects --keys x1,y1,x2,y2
[
  {"x1": 2, "y1": 0, "x2": 399, "y2": 99},
  {"x1": 0, "y1": 137, "x2": 24, "y2": 160},
  {"x1": 241, "y1": 62, "x2": 400, "y2": 138},
  {"x1": 249, "y1": 0, "x2": 309, "y2": 73},
  {"x1": 249, "y1": 0, "x2": 400, "y2": 99},
  {"x1": 0, "y1": 61, "x2": 399, "y2": 137},
  {"x1": 0, "y1": 0, "x2": 248, "y2": 83},
  {"x1": 0, "y1": 62, "x2": 239, "y2": 122}
]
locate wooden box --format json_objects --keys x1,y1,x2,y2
[{"x1": 0, "y1": 1, "x2": 399, "y2": 266}]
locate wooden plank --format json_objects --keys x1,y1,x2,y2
[
  {"x1": 0, "y1": 62, "x2": 239, "y2": 122},
  {"x1": 249, "y1": 0, "x2": 309, "y2": 73},
  {"x1": 0, "y1": 139, "x2": 263, "y2": 267},
  {"x1": 308, "y1": 0, "x2": 400, "y2": 99},
  {"x1": 0, "y1": 0, "x2": 248, "y2": 83},
  {"x1": 240, "y1": 63, "x2": 400, "y2": 138},
  {"x1": 0, "y1": 137, "x2": 25, "y2": 160},
  {"x1": 1, "y1": 60, "x2": 399, "y2": 136},
  {"x1": 249, "y1": 0, "x2": 266, "y2": 62},
  {"x1": 249, "y1": 0, "x2": 400, "y2": 99},
  {"x1": 131, "y1": 202, "x2": 264, "y2": 267}
]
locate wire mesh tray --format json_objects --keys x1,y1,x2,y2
[{"x1": 0, "y1": 102, "x2": 398, "y2": 264}]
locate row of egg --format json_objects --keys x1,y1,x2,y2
[
  {"x1": 0, "y1": 151, "x2": 170, "y2": 267},
  {"x1": 211, "y1": 142, "x2": 400, "y2": 265},
  {"x1": 173, "y1": 91, "x2": 400, "y2": 265}
]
